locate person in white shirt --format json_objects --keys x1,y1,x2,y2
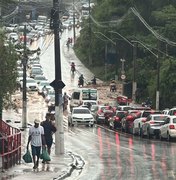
[{"x1": 27, "y1": 119, "x2": 46, "y2": 169}]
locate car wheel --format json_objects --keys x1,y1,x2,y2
[
  {"x1": 140, "y1": 129, "x2": 144, "y2": 138},
  {"x1": 159, "y1": 131, "x2": 163, "y2": 141},
  {"x1": 167, "y1": 133, "x2": 171, "y2": 141},
  {"x1": 68, "y1": 121, "x2": 71, "y2": 126},
  {"x1": 147, "y1": 129, "x2": 151, "y2": 139},
  {"x1": 90, "y1": 124, "x2": 94, "y2": 127}
]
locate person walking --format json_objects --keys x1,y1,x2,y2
[
  {"x1": 27, "y1": 119, "x2": 46, "y2": 169},
  {"x1": 63, "y1": 92, "x2": 69, "y2": 111},
  {"x1": 40, "y1": 112, "x2": 57, "y2": 160}
]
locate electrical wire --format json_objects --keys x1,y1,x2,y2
[{"x1": 130, "y1": 7, "x2": 176, "y2": 46}]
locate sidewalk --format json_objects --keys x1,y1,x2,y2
[{"x1": 0, "y1": 110, "x2": 78, "y2": 180}]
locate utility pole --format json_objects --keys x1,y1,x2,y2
[
  {"x1": 73, "y1": 0, "x2": 76, "y2": 43},
  {"x1": 88, "y1": 0, "x2": 92, "y2": 65},
  {"x1": 120, "y1": 58, "x2": 125, "y2": 95},
  {"x1": 156, "y1": 41, "x2": 160, "y2": 111},
  {"x1": 50, "y1": 0, "x2": 65, "y2": 155},
  {"x1": 132, "y1": 42, "x2": 137, "y2": 103},
  {"x1": 22, "y1": 24, "x2": 27, "y2": 128}
]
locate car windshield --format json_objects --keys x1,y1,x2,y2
[
  {"x1": 48, "y1": 91, "x2": 55, "y2": 96},
  {"x1": 35, "y1": 76, "x2": 46, "y2": 80},
  {"x1": 27, "y1": 79, "x2": 35, "y2": 83},
  {"x1": 116, "y1": 112, "x2": 126, "y2": 118},
  {"x1": 173, "y1": 118, "x2": 176, "y2": 123},
  {"x1": 153, "y1": 116, "x2": 167, "y2": 121},
  {"x1": 84, "y1": 101, "x2": 97, "y2": 106},
  {"x1": 40, "y1": 82, "x2": 50, "y2": 86},
  {"x1": 73, "y1": 109, "x2": 90, "y2": 114},
  {"x1": 32, "y1": 68, "x2": 42, "y2": 73}
]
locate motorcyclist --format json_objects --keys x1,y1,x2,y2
[
  {"x1": 78, "y1": 74, "x2": 84, "y2": 87},
  {"x1": 145, "y1": 97, "x2": 152, "y2": 107},
  {"x1": 71, "y1": 62, "x2": 76, "y2": 73},
  {"x1": 110, "y1": 79, "x2": 116, "y2": 92},
  {"x1": 91, "y1": 76, "x2": 96, "y2": 85}
]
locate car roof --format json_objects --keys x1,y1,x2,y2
[{"x1": 73, "y1": 107, "x2": 89, "y2": 110}]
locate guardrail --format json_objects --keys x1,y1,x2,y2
[{"x1": 0, "y1": 119, "x2": 21, "y2": 170}]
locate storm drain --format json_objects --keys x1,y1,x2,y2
[{"x1": 53, "y1": 151, "x2": 85, "y2": 180}]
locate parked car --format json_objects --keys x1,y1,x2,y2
[
  {"x1": 132, "y1": 110, "x2": 162, "y2": 135},
  {"x1": 8, "y1": 32, "x2": 19, "y2": 42},
  {"x1": 81, "y1": 100, "x2": 98, "y2": 109},
  {"x1": 30, "y1": 67, "x2": 43, "y2": 78},
  {"x1": 141, "y1": 114, "x2": 168, "y2": 139},
  {"x1": 34, "y1": 75, "x2": 47, "y2": 84},
  {"x1": 90, "y1": 105, "x2": 107, "y2": 124},
  {"x1": 20, "y1": 77, "x2": 38, "y2": 91},
  {"x1": 68, "y1": 107, "x2": 95, "y2": 127},
  {"x1": 159, "y1": 115, "x2": 176, "y2": 141},
  {"x1": 168, "y1": 107, "x2": 176, "y2": 116},
  {"x1": 116, "y1": 105, "x2": 132, "y2": 111},
  {"x1": 108, "y1": 110, "x2": 127, "y2": 129}
]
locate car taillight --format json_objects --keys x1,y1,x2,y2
[
  {"x1": 150, "y1": 121, "x2": 155, "y2": 124},
  {"x1": 169, "y1": 124, "x2": 175, "y2": 129},
  {"x1": 115, "y1": 117, "x2": 120, "y2": 121},
  {"x1": 142, "y1": 118, "x2": 146, "y2": 123},
  {"x1": 98, "y1": 109, "x2": 103, "y2": 114},
  {"x1": 126, "y1": 115, "x2": 134, "y2": 121}
]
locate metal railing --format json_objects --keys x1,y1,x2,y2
[{"x1": 0, "y1": 119, "x2": 21, "y2": 170}]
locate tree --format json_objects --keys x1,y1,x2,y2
[{"x1": 0, "y1": 30, "x2": 18, "y2": 119}]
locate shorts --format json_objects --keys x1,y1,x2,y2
[
  {"x1": 31, "y1": 145, "x2": 41, "y2": 157},
  {"x1": 46, "y1": 139, "x2": 53, "y2": 149}
]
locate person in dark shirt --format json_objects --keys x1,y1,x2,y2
[{"x1": 41, "y1": 112, "x2": 57, "y2": 158}]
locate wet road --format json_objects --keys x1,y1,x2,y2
[{"x1": 29, "y1": 30, "x2": 176, "y2": 180}]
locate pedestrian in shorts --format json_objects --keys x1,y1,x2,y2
[
  {"x1": 27, "y1": 119, "x2": 46, "y2": 169},
  {"x1": 41, "y1": 112, "x2": 57, "y2": 162}
]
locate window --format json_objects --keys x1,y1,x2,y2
[
  {"x1": 82, "y1": 89, "x2": 97, "y2": 100},
  {"x1": 72, "y1": 92, "x2": 80, "y2": 100}
]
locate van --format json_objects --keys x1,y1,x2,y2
[{"x1": 69, "y1": 88, "x2": 98, "y2": 111}]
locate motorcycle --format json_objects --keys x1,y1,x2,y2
[
  {"x1": 78, "y1": 79, "x2": 84, "y2": 87},
  {"x1": 110, "y1": 84, "x2": 116, "y2": 92}
]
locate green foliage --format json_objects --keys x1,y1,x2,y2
[
  {"x1": 0, "y1": 31, "x2": 18, "y2": 102},
  {"x1": 75, "y1": 0, "x2": 176, "y2": 108}
]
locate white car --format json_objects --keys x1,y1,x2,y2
[
  {"x1": 20, "y1": 77, "x2": 38, "y2": 91},
  {"x1": 68, "y1": 107, "x2": 95, "y2": 127},
  {"x1": 141, "y1": 114, "x2": 168, "y2": 138},
  {"x1": 8, "y1": 32, "x2": 19, "y2": 42},
  {"x1": 159, "y1": 115, "x2": 176, "y2": 141},
  {"x1": 132, "y1": 110, "x2": 162, "y2": 135},
  {"x1": 168, "y1": 107, "x2": 176, "y2": 116},
  {"x1": 81, "y1": 100, "x2": 98, "y2": 108},
  {"x1": 34, "y1": 75, "x2": 47, "y2": 84}
]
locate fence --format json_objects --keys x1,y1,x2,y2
[{"x1": 0, "y1": 119, "x2": 21, "y2": 170}]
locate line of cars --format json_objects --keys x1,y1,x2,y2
[
  {"x1": 16, "y1": 52, "x2": 55, "y2": 110},
  {"x1": 88, "y1": 103, "x2": 176, "y2": 142}
]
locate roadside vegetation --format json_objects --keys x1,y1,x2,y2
[
  {"x1": 0, "y1": 0, "x2": 18, "y2": 118},
  {"x1": 74, "y1": 0, "x2": 176, "y2": 109}
]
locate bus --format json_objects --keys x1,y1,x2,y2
[{"x1": 69, "y1": 88, "x2": 99, "y2": 111}]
